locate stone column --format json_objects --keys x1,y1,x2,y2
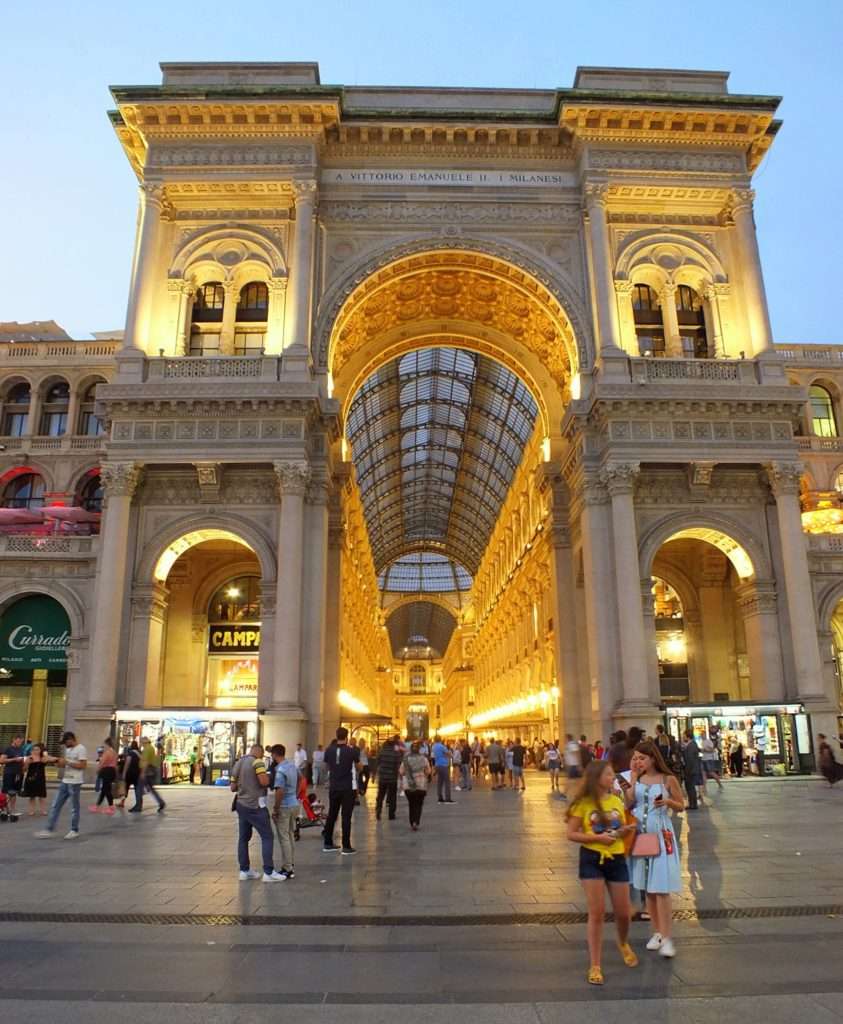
[
  {"x1": 735, "y1": 579, "x2": 785, "y2": 702},
  {"x1": 578, "y1": 476, "x2": 620, "y2": 739},
  {"x1": 266, "y1": 460, "x2": 310, "y2": 746},
  {"x1": 65, "y1": 386, "x2": 80, "y2": 438},
  {"x1": 301, "y1": 477, "x2": 330, "y2": 752},
  {"x1": 766, "y1": 462, "x2": 826, "y2": 699},
  {"x1": 219, "y1": 281, "x2": 239, "y2": 356},
  {"x1": 322, "y1": 468, "x2": 349, "y2": 744},
  {"x1": 285, "y1": 180, "x2": 318, "y2": 355},
  {"x1": 173, "y1": 281, "x2": 195, "y2": 357},
  {"x1": 86, "y1": 462, "x2": 143, "y2": 713},
  {"x1": 27, "y1": 669, "x2": 48, "y2": 740},
  {"x1": 601, "y1": 462, "x2": 659, "y2": 723},
  {"x1": 730, "y1": 189, "x2": 774, "y2": 356},
  {"x1": 265, "y1": 278, "x2": 288, "y2": 355},
  {"x1": 123, "y1": 185, "x2": 165, "y2": 353},
  {"x1": 641, "y1": 577, "x2": 662, "y2": 700},
  {"x1": 583, "y1": 184, "x2": 622, "y2": 353},
  {"x1": 614, "y1": 280, "x2": 638, "y2": 355},
  {"x1": 125, "y1": 581, "x2": 170, "y2": 706},
  {"x1": 659, "y1": 283, "x2": 682, "y2": 357}
]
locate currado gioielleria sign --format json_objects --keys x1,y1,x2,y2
[{"x1": 0, "y1": 595, "x2": 71, "y2": 669}]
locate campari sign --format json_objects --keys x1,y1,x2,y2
[{"x1": 0, "y1": 595, "x2": 70, "y2": 669}]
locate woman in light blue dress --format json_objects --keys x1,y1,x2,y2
[{"x1": 625, "y1": 740, "x2": 683, "y2": 958}]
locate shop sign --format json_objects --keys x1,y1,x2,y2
[
  {"x1": 0, "y1": 595, "x2": 70, "y2": 669},
  {"x1": 208, "y1": 623, "x2": 260, "y2": 654}
]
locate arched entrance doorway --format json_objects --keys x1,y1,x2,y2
[
  {"x1": 120, "y1": 527, "x2": 268, "y2": 782},
  {"x1": 0, "y1": 593, "x2": 71, "y2": 751},
  {"x1": 326, "y1": 249, "x2": 579, "y2": 742}
]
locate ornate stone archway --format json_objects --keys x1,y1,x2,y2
[{"x1": 322, "y1": 246, "x2": 586, "y2": 433}]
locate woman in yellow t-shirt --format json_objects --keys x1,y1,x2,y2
[{"x1": 567, "y1": 759, "x2": 638, "y2": 985}]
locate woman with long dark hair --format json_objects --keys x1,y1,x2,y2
[
  {"x1": 566, "y1": 759, "x2": 638, "y2": 985},
  {"x1": 625, "y1": 740, "x2": 683, "y2": 958},
  {"x1": 400, "y1": 741, "x2": 431, "y2": 831}
]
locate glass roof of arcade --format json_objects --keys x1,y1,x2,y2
[
  {"x1": 346, "y1": 347, "x2": 538, "y2": 580},
  {"x1": 385, "y1": 600, "x2": 458, "y2": 660}
]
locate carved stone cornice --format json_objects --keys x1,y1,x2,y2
[
  {"x1": 599, "y1": 461, "x2": 640, "y2": 497},
  {"x1": 274, "y1": 460, "x2": 310, "y2": 497},
  {"x1": 100, "y1": 461, "x2": 143, "y2": 500},
  {"x1": 765, "y1": 461, "x2": 804, "y2": 498}
]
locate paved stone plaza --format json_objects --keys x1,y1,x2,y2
[{"x1": 1, "y1": 772, "x2": 842, "y2": 1020}]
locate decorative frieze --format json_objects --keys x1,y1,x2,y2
[
  {"x1": 589, "y1": 150, "x2": 746, "y2": 174},
  {"x1": 608, "y1": 418, "x2": 792, "y2": 444},
  {"x1": 319, "y1": 200, "x2": 580, "y2": 224}
]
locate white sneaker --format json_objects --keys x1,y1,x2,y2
[
  {"x1": 238, "y1": 869, "x2": 261, "y2": 880},
  {"x1": 63, "y1": 830, "x2": 80, "y2": 840},
  {"x1": 35, "y1": 830, "x2": 55, "y2": 839},
  {"x1": 659, "y1": 938, "x2": 676, "y2": 958},
  {"x1": 646, "y1": 933, "x2": 663, "y2": 951},
  {"x1": 262, "y1": 871, "x2": 287, "y2": 883}
]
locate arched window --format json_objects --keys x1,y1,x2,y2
[
  {"x1": 3, "y1": 473, "x2": 45, "y2": 510},
  {"x1": 189, "y1": 281, "x2": 224, "y2": 357},
  {"x1": 40, "y1": 382, "x2": 70, "y2": 436},
  {"x1": 2, "y1": 382, "x2": 31, "y2": 437},
  {"x1": 409, "y1": 665, "x2": 426, "y2": 694},
  {"x1": 208, "y1": 575, "x2": 261, "y2": 623},
  {"x1": 78, "y1": 382, "x2": 105, "y2": 437},
  {"x1": 234, "y1": 281, "x2": 268, "y2": 356},
  {"x1": 676, "y1": 285, "x2": 709, "y2": 358},
  {"x1": 652, "y1": 577, "x2": 688, "y2": 701},
  {"x1": 810, "y1": 385, "x2": 837, "y2": 438},
  {"x1": 78, "y1": 474, "x2": 103, "y2": 513},
  {"x1": 631, "y1": 284, "x2": 665, "y2": 357}
]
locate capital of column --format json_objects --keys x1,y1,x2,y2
[
  {"x1": 140, "y1": 182, "x2": 166, "y2": 211},
  {"x1": 274, "y1": 459, "x2": 311, "y2": 498},
  {"x1": 765, "y1": 461, "x2": 804, "y2": 498},
  {"x1": 599, "y1": 461, "x2": 640, "y2": 497},
  {"x1": 614, "y1": 279, "x2": 635, "y2": 298},
  {"x1": 131, "y1": 581, "x2": 170, "y2": 621},
  {"x1": 735, "y1": 579, "x2": 777, "y2": 618},
  {"x1": 167, "y1": 277, "x2": 195, "y2": 298},
  {"x1": 100, "y1": 461, "x2": 144, "y2": 500},
  {"x1": 583, "y1": 182, "x2": 609, "y2": 212},
  {"x1": 703, "y1": 281, "x2": 731, "y2": 302},
  {"x1": 306, "y1": 478, "x2": 330, "y2": 506},
  {"x1": 658, "y1": 281, "x2": 677, "y2": 304},
  {"x1": 730, "y1": 188, "x2": 756, "y2": 217},
  {"x1": 292, "y1": 179, "x2": 318, "y2": 206},
  {"x1": 267, "y1": 276, "x2": 288, "y2": 295}
]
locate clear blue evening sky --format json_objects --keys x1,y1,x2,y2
[{"x1": 1, "y1": 0, "x2": 840, "y2": 342}]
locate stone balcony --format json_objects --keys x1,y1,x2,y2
[
  {"x1": 0, "y1": 533, "x2": 98, "y2": 557},
  {"x1": 776, "y1": 344, "x2": 843, "y2": 365},
  {"x1": 0, "y1": 435, "x2": 106, "y2": 453},
  {"x1": 795, "y1": 436, "x2": 843, "y2": 452},
  {"x1": 0, "y1": 339, "x2": 120, "y2": 365},
  {"x1": 627, "y1": 356, "x2": 759, "y2": 385}
]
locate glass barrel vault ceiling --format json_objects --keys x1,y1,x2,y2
[
  {"x1": 378, "y1": 552, "x2": 472, "y2": 594},
  {"x1": 346, "y1": 348, "x2": 539, "y2": 587},
  {"x1": 385, "y1": 600, "x2": 458, "y2": 660}
]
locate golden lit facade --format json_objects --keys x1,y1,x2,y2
[{"x1": 1, "y1": 62, "x2": 841, "y2": 770}]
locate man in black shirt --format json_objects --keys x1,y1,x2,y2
[
  {"x1": 511, "y1": 738, "x2": 527, "y2": 792},
  {"x1": 322, "y1": 727, "x2": 360, "y2": 855}
]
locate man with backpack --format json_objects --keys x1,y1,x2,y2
[
  {"x1": 375, "y1": 734, "x2": 402, "y2": 821},
  {"x1": 270, "y1": 743, "x2": 299, "y2": 879},
  {"x1": 231, "y1": 743, "x2": 285, "y2": 882}
]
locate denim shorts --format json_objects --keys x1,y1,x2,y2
[{"x1": 579, "y1": 847, "x2": 630, "y2": 883}]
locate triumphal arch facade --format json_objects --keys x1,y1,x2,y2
[{"x1": 2, "y1": 61, "x2": 841, "y2": 774}]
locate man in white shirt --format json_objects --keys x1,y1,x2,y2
[
  {"x1": 36, "y1": 731, "x2": 87, "y2": 839},
  {"x1": 294, "y1": 743, "x2": 309, "y2": 781},
  {"x1": 312, "y1": 744, "x2": 326, "y2": 786}
]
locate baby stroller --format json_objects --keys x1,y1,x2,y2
[
  {"x1": 0, "y1": 793, "x2": 19, "y2": 822},
  {"x1": 294, "y1": 790, "x2": 326, "y2": 841}
]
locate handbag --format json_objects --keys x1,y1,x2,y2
[
  {"x1": 631, "y1": 831, "x2": 660, "y2": 857},
  {"x1": 114, "y1": 780, "x2": 126, "y2": 799},
  {"x1": 622, "y1": 810, "x2": 638, "y2": 856}
]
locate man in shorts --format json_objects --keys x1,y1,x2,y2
[
  {"x1": 485, "y1": 737, "x2": 504, "y2": 789},
  {"x1": 511, "y1": 737, "x2": 527, "y2": 792}
]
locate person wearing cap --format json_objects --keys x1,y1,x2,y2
[{"x1": 35, "y1": 731, "x2": 87, "y2": 840}]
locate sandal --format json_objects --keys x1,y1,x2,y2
[
  {"x1": 587, "y1": 966, "x2": 604, "y2": 985},
  {"x1": 618, "y1": 942, "x2": 639, "y2": 967}
]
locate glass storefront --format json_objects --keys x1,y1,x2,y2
[
  {"x1": 664, "y1": 702, "x2": 814, "y2": 775},
  {"x1": 115, "y1": 709, "x2": 259, "y2": 784}
]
